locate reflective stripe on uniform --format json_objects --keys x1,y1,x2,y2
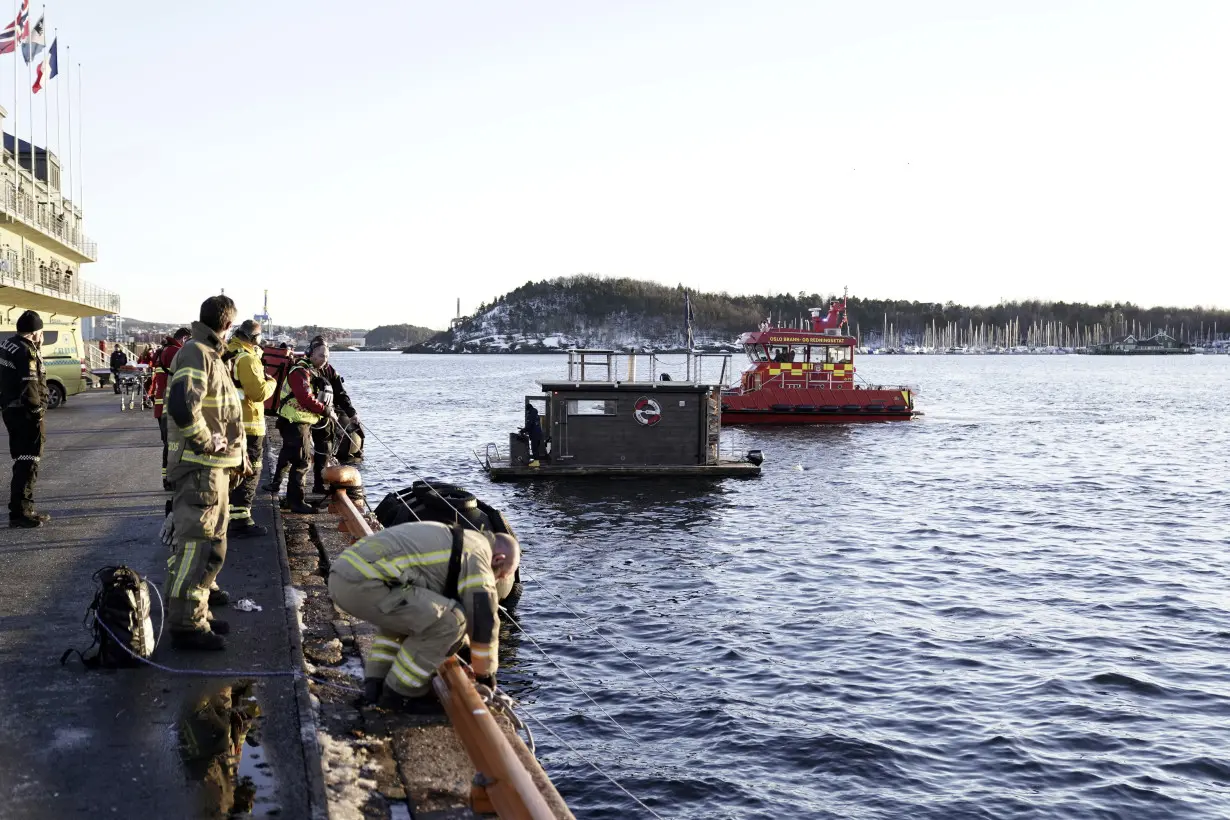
[
  {"x1": 182, "y1": 450, "x2": 242, "y2": 468},
  {"x1": 456, "y1": 573, "x2": 488, "y2": 593},
  {"x1": 179, "y1": 417, "x2": 206, "y2": 438},
  {"x1": 169, "y1": 541, "x2": 198, "y2": 599},
  {"x1": 171, "y1": 366, "x2": 207, "y2": 385},
  {"x1": 229, "y1": 506, "x2": 250, "y2": 520},
  {"x1": 339, "y1": 550, "x2": 385, "y2": 580}
]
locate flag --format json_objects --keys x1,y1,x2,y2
[
  {"x1": 0, "y1": 0, "x2": 29, "y2": 55},
  {"x1": 46, "y1": 36, "x2": 55, "y2": 77},
  {"x1": 21, "y1": 12, "x2": 43, "y2": 63},
  {"x1": 32, "y1": 51, "x2": 47, "y2": 93}
]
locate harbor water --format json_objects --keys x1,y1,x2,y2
[{"x1": 341, "y1": 352, "x2": 1229, "y2": 819}]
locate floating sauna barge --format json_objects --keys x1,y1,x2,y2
[{"x1": 481, "y1": 350, "x2": 763, "y2": 481}]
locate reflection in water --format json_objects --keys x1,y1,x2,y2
[{"x1": 177, "y1": 681, "x2": 264, "y2": 819}]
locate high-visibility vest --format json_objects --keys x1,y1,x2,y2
[{"x1": 277, "y1": 363, "x2": 322, "y2": 424}]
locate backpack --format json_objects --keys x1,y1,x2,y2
[{"x1": 61, "y1": 566, "x2": 156, "y2": 669}]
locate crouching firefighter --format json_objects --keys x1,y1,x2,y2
[
  {"x1": 271, "y1": 341, "x2": 331, "y2": 514},
  {"x1": 225, "y1": 320, "x2": 277, "y2": 538},
  {"x1": 327, "y1": 521, "x2": 520, "y2": 713}
]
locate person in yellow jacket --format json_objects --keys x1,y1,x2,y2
[
  {"x1": 163, "y1": 295, "x2": 247, "y2": 651},
  {"x1": 328, "y1": 521, "x2": 520, "y2": 713},
  {"x1": 225, "y1": 320, "x2": 277, "y2": 538}
]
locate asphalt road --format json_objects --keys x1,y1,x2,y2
[{"x1": 0, "y1": 389, "x2": 317, "y2": 819}]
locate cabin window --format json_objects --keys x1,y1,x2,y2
[
  {"x1": 745, "y1": 345, "x2": 769, "y2": 362},
  {"x1": 826, "y1": 345, "x2": 852, "y2": 364},
  {"x1": 566, "y1": 399, "x2": 616, "y2": 416}
]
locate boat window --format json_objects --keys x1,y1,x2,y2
[
  {"x1": 826, "y1": 345, "x2": 852, "y2": 364},
  {"x1": 566, "y1": 399, "x2": 616, "y2": 416},
  {"x1": 745, "y1": 345, "x2": 769, "y2": 362}
]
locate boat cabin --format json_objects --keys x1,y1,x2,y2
[
  {"x1": 482, "y1": 350, "x2": 762, "y2": 480},
  {"x1": 738, "y1": 330, "x2": 858, "y2": 392}
]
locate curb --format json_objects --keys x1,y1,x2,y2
[{"x1": 271, "y1": 484, "x2": 331, "y2": 820}]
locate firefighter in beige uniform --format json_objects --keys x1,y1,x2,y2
[
  {"x1": 328, "y1": 521, "x2": 521, "y2": 710},
  {"x1": 163, "y1": 296, "x2": 247, "y2": 651}
]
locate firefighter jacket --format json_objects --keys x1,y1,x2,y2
[
  {"x1": 0, "y1": 334, "x2": 48, "y2": 413},
  {"x1": 332, "y1": 522, "x2": 501, "y2": 677},
  {"x1": 165, "y1": 322, "x2": 244, "y2": 480},
  {"x1": 226, "y1": 337, "x2": 277, "y2": 436},
  {"x1": 276, "y1": 359, "x2": 328, "y2": 424},
  {"x1": 152, "y1": 338, "x2": 183, "y2": 420}
]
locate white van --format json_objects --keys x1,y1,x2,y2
[{"x1": 0, "y1": 322, "x2": 88, "y2": 409}]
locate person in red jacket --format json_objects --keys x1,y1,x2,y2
[
  {"x1": 154, "y1": 328, "x2": 192, "y2": 491},
  {"x1": 273, "y1": 341, "x2": 332, "y2": 514}
]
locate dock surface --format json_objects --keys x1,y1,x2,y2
[{"x1": 0, "y1": 391, "x2": 322, "y2": 819}]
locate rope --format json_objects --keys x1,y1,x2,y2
[{"x1": 519, "y1": 704, "x2": 666, "y2": 820}]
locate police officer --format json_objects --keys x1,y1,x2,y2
[
  {"x1": 0, "y1": 310, "x2": 50, "y2": 528},
  {"x1": 225, "y1": 320, "x2": 277, "y2": 538},
  {"x1": 109, "y1": 344, "x2": 129, "y2": 394},
  {"x1": 163, "y1": 295, "x2": 247, "y2": 650},
  {"x1": 274, "y1": 339, "x2": 330, "y2": 514},
  {"x1": 328, "y1": 521, "x2": 520, "y2": 712}
]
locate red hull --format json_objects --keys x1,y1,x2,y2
[{"x1": 721, "y1": 386, "x2": 915, "y2": 425}]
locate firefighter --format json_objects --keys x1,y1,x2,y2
[
  {"x1": 153, "y1": 328, "x2": 192, "y2": 492},
  {"x1": 226, "y1": 320, "x2": 277, "y2": 538},
  {"x1": 0, "y1": 310, "x2": 50, "y2": 528},
  {"x1": 273, "y1": 339, "x2": 331, "y2": 514},
  {"x1": 327, "y1": 522, "x2": 520, "y2": 712},
  {"x1": 305, "y1": 336, "x2": 360, "y2": 493},
  {"x1": 162, "y1": 295, "x2": 247, "y2": 651}
]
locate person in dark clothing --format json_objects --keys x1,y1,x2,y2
[
  {"x1": 109, "y1": 345, "x2": 129, "y2": 394},
  {"x1": 0, "y1": 311, "x2": 51, "y2": 528},
  {"x1": 273, "y1": 342, "x2": 330, "y2": 514},
  {"x1": 524, "y1": 401, "x2": 545, "y2": 461},
  {"x1": 306, "y1": 336, "x2": 360, "y2": 493}
]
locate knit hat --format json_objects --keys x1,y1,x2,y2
[
  {"x1": 174, "y1": 327, "x2": 191, "y2": 340},
  {"x1": 16, "y1": 310, "x2": 43, "y2": 333}
]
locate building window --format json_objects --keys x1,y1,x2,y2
[{"x1": 566, "y1": 399, "x2": 616, "y2": 416}]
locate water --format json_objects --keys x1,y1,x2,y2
[{"x1": 338, "y1": 351, "x2": 1230, "y2": 819}]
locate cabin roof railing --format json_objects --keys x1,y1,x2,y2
[{"x1": 562, "y1": 349, "x2": 735, "y2": 386}]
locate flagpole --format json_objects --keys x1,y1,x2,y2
[
  {"x1": 75, "y1": 59, "x2": 80, "y2": 220},
  {"x1": 65, "y1": 43, "x2": 72, "y2": 239},
  {"x1": 11, "y1": 0, "x2": 18, "y2": 216},
  {"x1": 26, "y1": 11, "x2": 34, "y2": 224},
  {"x1": 52, "y1": 29, "x2": 57, "y2": 204}
]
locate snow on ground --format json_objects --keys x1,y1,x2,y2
[
  {"x1": 317, "y1": 731, "x2": 380, "y2": 820},
  {"x1": 284, "y1": 585, "x2": 307, "y2": 633}
]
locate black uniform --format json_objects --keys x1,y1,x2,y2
[
  {"x1": 0, "y1": 334, "x2": 49, "y2": 520},
  {"x1": 109, "y1": 348, "x2": 129, "y2": 394},
  {"x1": 311, "y1": 362, "x2": 356, "y2": 491}
]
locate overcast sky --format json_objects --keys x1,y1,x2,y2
[{"x1": 11, "y1": 1, "x2": 1228, "y2": 329}]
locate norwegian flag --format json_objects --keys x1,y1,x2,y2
[{"x1": 0, "y1": 0, "x2": 29, "y2": 55}]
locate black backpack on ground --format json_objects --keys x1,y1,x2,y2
[{"x1": 61, "y1": 566, "x2": 156, "y2": 669}]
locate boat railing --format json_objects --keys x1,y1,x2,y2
[{"x1": 565, "y1": 349, "x2": 733, "y2": 385}]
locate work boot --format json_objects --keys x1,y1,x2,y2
[
  {"x1": 262, "y1": 469, "x2": 287, "y2": 494},
  {"x1": 284, "y1": 501, "x2": 319, "y2": 515},
  {"x1": 208, "y1": 588, "x2": 231, "y2": 607},
  {"x1": 207, "y1": 619, "x2": 231, "y2": 635},
  {"x1": 229, "y1": 521, "x2": 268, "y2": 538},
  {"x1": 311, "y1": 481, "x2": 327, "y2": 495},
  {"x1": 9, "y1": 515, "x2": 43, "y2": 529},
  {"x1": 362, "y1": 678, "x2": 384, "y2": 705},
  {"x1": 382, "y1": 690, "x2": 445, "y2": 716},
  {"x1": 170, "y1": 629, "x2": 226, "y2": 651}
]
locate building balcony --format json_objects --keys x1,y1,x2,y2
[
  {"x1": 0, "y1": 178, "x2": 97, "y2": 263},
  {"x1": 0, "y1": 259, "x2": 119, "y2": 318}
]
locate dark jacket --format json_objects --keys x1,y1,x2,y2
[
  {"x1": 0, "y1": 334, "x2": 49, "y2": 413},
  {"x1": 109, "y1": 349, "x2": 129, "y2": 370},
  {"x1": 320, "y1": 362, "x2": 355, "y2": 417}
]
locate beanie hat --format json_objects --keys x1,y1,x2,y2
[
  {"x1": 174, "y1": 327, "x2": 191, "y2": 340},
  {"x1": 16, "y1": 310, "x2": 43, "y2": 333}
]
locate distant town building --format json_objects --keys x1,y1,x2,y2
[{"x1": 1089, "y1": 332, "x2": 1192, "y2": 355}]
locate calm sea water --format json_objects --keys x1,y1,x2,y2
[{"x1": 339, "y1": 352, "x2": 1229, "y2": 820}]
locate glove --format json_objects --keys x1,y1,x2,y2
[
  {"x1": 159, "y1": 512, "x2": 175, "y2": 546},
  {"x1": 210, "y1": 433, "x2": 228, "y2": 453}
]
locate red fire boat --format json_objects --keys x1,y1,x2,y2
[{"x1": 721, "y1": 297, "x2": 917, "y2": 425}]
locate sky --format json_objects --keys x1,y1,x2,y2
[{"x1": 9, "y1": 1, "x2": 1229, "y2": 329}]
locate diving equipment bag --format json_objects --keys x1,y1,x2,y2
[{"x1": 61, "y1": 566, "x2": 156, "y2": 669}]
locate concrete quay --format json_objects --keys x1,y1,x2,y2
[{"x1": 0, "y1": 389, "x2": 323, "y2": 819}]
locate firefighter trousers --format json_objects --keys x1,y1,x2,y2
[
  {"x1": 3, "y1": 408, "x2": 43, "y2": 519},
  {"x1": 275, "y1": 418, "x2": 311, "y2": 505},
  {"x1": 311, "y1": 419, "x2": 335, "y2": 489},
  {"x1": 165, "y1": 467, "x2": 230, "y2": 632},
  {"x1": 228, "y1": 434, "x2": 263, "y2": 526},
  {"x1": 327, "y1": 574, "x2": 466, "y2": 696}
]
